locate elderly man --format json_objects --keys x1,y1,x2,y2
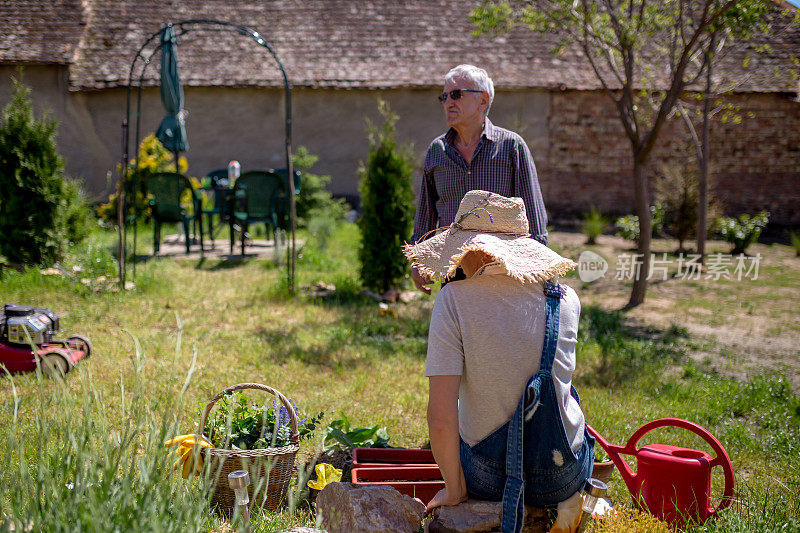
[{"x1": 411, "y1": 64, "x2": 548, "y2": 294}]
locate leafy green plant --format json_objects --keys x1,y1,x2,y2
[
  {"x1": 791, "y1": 231, "x2": 800, "y2": 257},
  {"x1": 582, "y1": 206, "x2": 608, "y2": 245},
  {"x1": 203, "y1": 391, "x2": 322, "y2": 450},
  {"x1": 594, "y1": 446, "x2": 610, "y2": 463},
  {"x1": 323, "y1": 411, "x2": 391, "y2": 451},
  {"x1": 615, "y1": 203, "x2": 666, "y2": 242},
  {"x1": 716, "y1": 211, "x2": 769, "y2": 255},
  {"x1": 0, "y1": 75, "x2": 91, "y2": 266},
  {"x1": 615, "y1": 214, "x2": 640, "y2": 242},
  {"x1": 358, "y1": 99, "x2": 415, "y2": 292}
]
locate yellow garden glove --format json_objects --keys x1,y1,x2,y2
[
  {"x1": 164, "y1": 434, "x2": 213, "y2": 478},
  {"x1": 307, "y1": 463, "x2": 342, "y2": 490}
]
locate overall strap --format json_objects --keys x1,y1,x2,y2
[
  {"x1": 538, "y1": 281, "x2": 562, "y2": 375},
  {"x1": 501, "y1": 281, "x2": 562, "y2": 533}
]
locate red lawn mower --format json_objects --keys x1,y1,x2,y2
[{"x1": 0, "y1": 304, "x2": 92, "y2": 377}]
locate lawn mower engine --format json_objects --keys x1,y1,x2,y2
[{"x1": 0, "y1": 303, "x2": 92, "y2": 376}]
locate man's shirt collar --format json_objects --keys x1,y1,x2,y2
[{"x1": 445, "y1": 118, "x2": 499, "y2": 145}]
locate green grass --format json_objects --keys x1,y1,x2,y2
[{"x1": 1, "y1": 223, "x2": 799, "y2": 532}]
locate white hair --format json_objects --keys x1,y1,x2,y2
[{"x1": 444, "y1": 64, "x2": 495, "y2": 116}]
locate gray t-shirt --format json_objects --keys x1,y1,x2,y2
[{"x1": 425, "y1": 265, "x2": 585, "y2": 450}]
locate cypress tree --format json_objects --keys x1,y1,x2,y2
[
  {"x1": 0, "y1": 76, "x2": 89, "y2": 266},
  {"x1": 358, "y1": 100, "x2": 415, "y2": 292}
]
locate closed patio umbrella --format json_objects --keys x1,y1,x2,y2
[{"x1": 155, "y1": 24, "x2": 188, "y2": 159}]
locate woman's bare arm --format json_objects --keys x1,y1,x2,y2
[{"x1": 427, "y1": 374, "x2": 467, "y2": 511}]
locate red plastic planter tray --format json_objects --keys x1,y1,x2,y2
[
  {"x1": 351, "y1": 466, "x2": 444, "y2": 504},
  {"x1": 352, "y1": 447, "x2": 436, "y2": 468}
]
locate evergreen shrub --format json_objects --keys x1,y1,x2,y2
[
  {"x1": 357, "y1": 100, "x2": 415, "y2": 292},
  {"x1": 292, "y1": 145, "x2": 347, "y2": 239},
  {"x1": 0, "y1": 76, "x2": 91, "y2": 266}
]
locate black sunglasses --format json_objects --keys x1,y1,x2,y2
[{"x1": 438, "y1": 89, "x2": 483, "y2": 103}]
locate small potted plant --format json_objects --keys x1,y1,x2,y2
[{"x1": 593, "y1": 446, "x2": 615, "y2": 484}]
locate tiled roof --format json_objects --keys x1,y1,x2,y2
[
  {"x1": 2, "y1": 0, "x2": 798, "y2": 93},
  {"x1": 0, "y1": 0, "x2": 87, "y2": 64}
]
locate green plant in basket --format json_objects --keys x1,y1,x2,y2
[{"x1": 203, "y1": 391, "x2": 322, "y2": 450}]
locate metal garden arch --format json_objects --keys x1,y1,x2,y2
[{"x1": 117, "y1": 19, "x2": 296, "y2": 294}]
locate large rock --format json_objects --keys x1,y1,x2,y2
[
  {"x1": 316, "y1": 482, "x2": 427, "y2": 533},
  {"x1": 425, "y1": 500, "x2": 551, "y2": 533}
]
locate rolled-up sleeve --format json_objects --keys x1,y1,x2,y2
[
  {"x1": 425, "y1": 288, "x2": 464, "y2": 377},
  {"x1": 514, "y1": 139, "x2": 548, "y2": 245}
]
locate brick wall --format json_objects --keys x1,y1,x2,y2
[{"x1": 541, "y1": 90, "x2": 800, "y2": 226}]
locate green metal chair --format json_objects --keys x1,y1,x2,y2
[
  {"x1": 271, "y1": 167, "x2": 302, "y2": 196},
  {"x1": 200, "y1": 168, "x2": 233, "y2": 242},
  {"x1": 145, "y1": 172, "x2": 204, "y2": 255},
  {"x1": 229, "y1": 170, "x2": 285, "y2": 255}
]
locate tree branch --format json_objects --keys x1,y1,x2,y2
[
  {"x1": 677, "y1": 101, "x2": 704, "y2": 165},
  {"x1": 640, "y1": 0, "x2": 741, "y2": 159}
]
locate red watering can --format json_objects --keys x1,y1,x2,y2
[{"x1": 587, "y1": 418, "x2": 735, "y2": 527}]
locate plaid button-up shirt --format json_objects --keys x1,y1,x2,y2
[{"x1": 411, "y1": 118, "x2": 548, "y2": 245}]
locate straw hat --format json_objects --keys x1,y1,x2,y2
[{"x1": 403, "y1": 190, "x2": 575, "y2": 283}]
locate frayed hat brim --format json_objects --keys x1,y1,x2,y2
[{"x1": 403, "y1": 230, "x2": 575, "y2": 283}]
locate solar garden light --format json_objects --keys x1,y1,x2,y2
[
  {"x1": 227, "y1": 470, "x2": 251, "y2": 533},
  {"x1": 576, "y1": 477, "x2": 608, "y2": 532}
]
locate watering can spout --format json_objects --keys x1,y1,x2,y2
[{"x1": 587, "y1": 424, "x2": 639, "y2": 496}]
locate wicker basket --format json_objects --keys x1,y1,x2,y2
[{"x1": 198, "y1": 383, "x2": 299, "y2": 513}]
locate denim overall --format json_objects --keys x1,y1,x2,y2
[{"x1": 459, "y1": 282, "x2": 595, "y2": 533}]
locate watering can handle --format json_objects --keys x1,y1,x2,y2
[{"x1": 625, "y1": 418, "x2": 735, "y2": 516}]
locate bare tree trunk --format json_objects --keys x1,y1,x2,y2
[
  {"x1": 628, "y1": 158, "x2": 651, "y2": 308},
  {"x1": 697, "y1": 34, "x2": 715, "y2": 265}
]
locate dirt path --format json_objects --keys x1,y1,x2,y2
[{"x1": 551, "y1": 231, "x2": 800, "y2": 391}]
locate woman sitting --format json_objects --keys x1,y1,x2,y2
[{"x1": 404, "y1": 190, "x2": 594, "y2": 533}]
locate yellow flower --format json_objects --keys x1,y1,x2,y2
[{"x1": 307, "y1": 463, "x2": 342, "y2": 490}]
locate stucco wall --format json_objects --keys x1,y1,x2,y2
[
  {"x1": 2, "y1": 65, "x2": 798, "y2": 224},
  {"x1": 0, "y1": 68, "x2": 550, "y2": 203}
]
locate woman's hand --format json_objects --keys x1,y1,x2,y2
[
  {"x1": 412, "y1": 266, "x2": 433, "y2": 294},
  {"x1": 426, "y1": 486, "x2": 468, "y2": 512}
]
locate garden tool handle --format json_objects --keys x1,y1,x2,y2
[
  {"x1": 625, "y1": 418, "x2": 735, "y2": 515},
  {"x1": 196, "y1": 382, "x2": 300, "y2": 443}
]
